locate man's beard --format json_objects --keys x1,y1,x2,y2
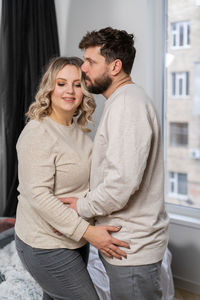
[{"x1": 84, "y1": 72, "x2": 112, "y2": 94}]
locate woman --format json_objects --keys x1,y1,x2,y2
[{"x1": 15, "y1": 57, "x2": 128, "y2": 300}]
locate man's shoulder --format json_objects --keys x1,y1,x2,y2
[{"x1": 110, "y1": 84, "x2": 153, "y2": 111}]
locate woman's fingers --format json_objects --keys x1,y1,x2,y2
[
  {"x1": 83, "y1": 225, "x2": 129, "y2": 260},
  {"x1": 109, "y1": 244, "x2": 127, "y2": 259},
  {"x1": 112, "y1": 237, "x2": 130, "y2": 249},
  {"x1": 105, "y1": 225, "x2": 130, "y2": 247},
  {"x1": 100, "y1": 249, "x2": 113, "y2": 258},
  {"x1": 105, "y1": 225, "x2": 122, "y2": 232}
]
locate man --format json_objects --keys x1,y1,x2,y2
[{"x1": 62, "y1": 27, "x2": 169, "y2": 300}]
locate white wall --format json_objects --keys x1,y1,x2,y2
[{"x1": 55, "y1": 0, "x2": 164, "y2": 138}]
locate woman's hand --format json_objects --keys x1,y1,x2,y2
[{"x1": 83, "y1": 225, "x2": 130, "y2": 260}]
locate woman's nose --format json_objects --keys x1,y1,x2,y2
[{"x1": 66, "y1": 84, "x2": 74, "y2": 94}]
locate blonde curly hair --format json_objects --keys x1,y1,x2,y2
[{"x1": 26, "y1": 56, "x2": 96, "y2": 132}]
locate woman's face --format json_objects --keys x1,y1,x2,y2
[{"x1": 51, "y1": 65, "x2": 83, "y2": 115}]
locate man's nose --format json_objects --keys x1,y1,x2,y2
[{"x1": 81, "y1": 62, "x2": 88, "y2": 73}]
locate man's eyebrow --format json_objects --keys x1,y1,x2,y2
[{"x1": 84, "y1": 57, "x2": 96, "y2": 63}]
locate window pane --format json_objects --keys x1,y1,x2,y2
[
  {"x1": 166, "y1": 1, "x2": 200, "y2": 209},
  {"x1": 171, "y1": 72, "x2": 188, "y2": 97},
  {"x1": 171, "y1": 73, "x2": 176, "y2": 95},
  {"x1": 178, "y1": 173, "x2": 187, "y2": 195},
  {"x1": 171, "y1": 182, "x2": 175, "y2": 193},
  {"x1": 179, "y1": 24, "x2": 184, "y2": 46},
  {"x1": 170, "y1": 123, "x2": 188, "y2": 146},
  {"x1": 179, "y1": 78, "x2": 183, "y2": 95},
  {"x1": 187, "y1": 24, "x2": 190, "y2": 45},
  {"x1": 186, "y1": 72, "x2": 189, "y2": 95},
  {"x1": 172, "y1": 23, "x2": 176, "y2": 30},
  {"x1": 170, "y1": 21, "x2": 190, "y2": 47}
]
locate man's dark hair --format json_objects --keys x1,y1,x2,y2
[{"x1": 79, "y1": 27, "x2": 136, "y2": 75}]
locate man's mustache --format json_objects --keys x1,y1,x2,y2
[{"x1": 82, "y1": 72, "x2": 91, "y2": 83}]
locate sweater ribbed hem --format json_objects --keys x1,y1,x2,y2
[{"x1": 101, "y1": 243, "x2": 168, "y2": 266}]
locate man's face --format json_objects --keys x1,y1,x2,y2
[{"x1": 81, "y1": 46, "x2": 112, "y2": 94}]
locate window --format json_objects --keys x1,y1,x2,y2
[
  {"x1": 170, "y1": 122, "x2": 188, "y2": 146},
  {"x1": 171, "y1": 21, "x2": 190, "y2": 48},
  {"x1": 171, "y1": 72, "x2": 189, "y2": 97},
  {"x1": 166, "y1": 1, "x2": 200, "y2": 210},
  {"x1": 168, "y1": 172, "x2": 188, "y2": 199}
]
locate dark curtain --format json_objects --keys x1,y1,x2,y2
[{"x1": 0, "y1": 0, "x2": 60, "y2": 216}]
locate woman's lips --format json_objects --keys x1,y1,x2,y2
[{"x1": 62, "y1": 97, "x2": 75, "y2": 102}]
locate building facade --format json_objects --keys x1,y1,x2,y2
[{"x1": 166, "y1": 0, "x2": 200, "y2": 208}]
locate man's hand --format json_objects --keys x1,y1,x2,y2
[
  {"x1": 59, "y1": 197, "x2": 78, "y2": 212},
  {"x1": 83, "y1": 225, "x2": 130, "y2": 260}
]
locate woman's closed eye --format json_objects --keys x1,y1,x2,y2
[
  {"x1": 74, "y1": 83, "x2": 81, "y2": 88},
  {"x1": 57, "y1": 82, "x2": 65, "y2": 87}
]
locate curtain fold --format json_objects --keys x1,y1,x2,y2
[{"x1": 0, "y1": 0, "x2": 60, "y2": 216}]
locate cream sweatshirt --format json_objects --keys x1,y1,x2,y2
[
  {"x1": 77, "y1": 84, "x2": 169, "y2": 266},
  {"x1": 15, "y1": 117, "x2": 92, "y2": 249}
]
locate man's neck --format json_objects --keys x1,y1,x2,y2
[{"x1": 103, "y1": 74, "x2": 133, "y2": 99}]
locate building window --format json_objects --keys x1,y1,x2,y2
[
  {"x1": 171, "y1": 21, "x2": 190, "y2": 48},
  {"x1": 171, "y1": 72, "x2": 189, "y2": 97},
  {"x1": 168, "y1": 172, "x2": 188, "y2": 198},
  {"x1": 170, "y1": 122, "x2": 188, "y2": 146}
]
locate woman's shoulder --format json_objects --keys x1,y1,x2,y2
[{"x1": 16, "y1": 119, "x2": 57, "y2": 150}]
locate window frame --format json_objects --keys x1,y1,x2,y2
[
  {"x1": 171, "y1": 20, "x2": 190, "y2": 49},
  {"x1": 163, "y1": 1, "x2": 200, "y2": 220},
  {"x1": 169, "y1": 122, "x2": 188, "y2": 147},
  {"x1": 171, "y1": 71, "x2": 189, "y2": 97},
  {"x1": 168, "y1": 171, "x2": 188, "y2": 200}
]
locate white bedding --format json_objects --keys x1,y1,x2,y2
[
  {"x1": 0, "y1": 241, "x2": 42, "y2": 300},
  {"x1": 0, "y1": 241, "x2": 174, "y2": 300}
]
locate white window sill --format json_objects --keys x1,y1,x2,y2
[
  {"x1": 166, "y1": 203, "x2": 200, "y2": 229},
  {"x1": 168, "y1": 193, "x2": 188, "y2": 200},
  {"x1": 171, "y1": 45, "x2": 191, "y2": 50}
]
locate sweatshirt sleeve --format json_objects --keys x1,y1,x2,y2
[
  {"x1": 17, "y1": 124, "x2": 89, "y2": 242},
  {"x1": 77, "y1": 93, "x2": 153, "y2": 219}
]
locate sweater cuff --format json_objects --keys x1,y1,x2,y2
[
  {"x1": 70, "y1": 218, "x2": 89, "y2": 242},
  {"x1": 77, "y1": 197, "x2": 94, "y2": 219}
]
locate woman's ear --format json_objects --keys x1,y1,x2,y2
[{"x1": 110, "y1": 59, "x2": 122, "y2": 76}]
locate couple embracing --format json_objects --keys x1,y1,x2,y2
[{"x1": 15, "y1": 27, "x2": 168, "y2": 300}]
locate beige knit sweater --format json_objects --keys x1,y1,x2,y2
[
  {"x1": 15, "y1": 117, "x2": 92, "y2": 249},
  {"x1": 77, "y1": 84, "x2": 169, "y2": 266}
]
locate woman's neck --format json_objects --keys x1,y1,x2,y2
[{"x1": 49, "y1": 110, "x2": 74, "y2": 126}]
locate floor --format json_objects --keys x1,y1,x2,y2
[{"x1": 175, "y1": 288, "x2": 200, "y2": 300}]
